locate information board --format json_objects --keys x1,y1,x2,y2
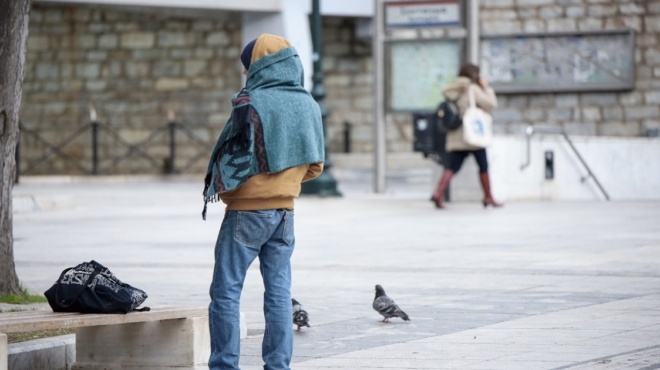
[
  {"x1": 480, "y1": 30, "x2": 635, "y2": 93},
  {"x1": 387, "y1": 39, "x2": 461, "y2": 112}
]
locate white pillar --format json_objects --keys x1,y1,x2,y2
[
  {"x1": 373, "y1": 0, "x2": 386, "y2": 193},
  {"x1": 241, "y1": 1, "x2": 313, "y2": 89}
]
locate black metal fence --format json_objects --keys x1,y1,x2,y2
[{"x1": 17, "y1": 119, "x2": 216, "y2": 180}]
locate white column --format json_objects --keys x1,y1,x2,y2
[
  {"x1": 467, "y1": 0, "x2": 480, "y2": 64},
  {"x1": 373, "y1": 0, "x2": 386, "y2": 193},
  {"x1": 241, "y1": 0, "x2": 313, "y2": 89}
]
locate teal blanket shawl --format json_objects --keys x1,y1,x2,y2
[{"x1": 203, "y1": 47, "x2": 324, "y2": 218}]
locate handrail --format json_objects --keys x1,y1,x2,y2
[{"x1": 521, "y1": 125, "x2": 610, "y2": 201}]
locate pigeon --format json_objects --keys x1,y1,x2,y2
[
  {"x1": 372, "y1": 284, "x2": 410, "y2": 323},
  {"x1": 292, "y1": 298, "x2": 310, "y2": 331}
]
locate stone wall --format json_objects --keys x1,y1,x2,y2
[{"x1": 20, "y1": 4, "x2": 243, "y2": 174}]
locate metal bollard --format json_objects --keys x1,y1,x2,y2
[{"x1": 343, "y1": 121, "x2": 352, "y2": 153}]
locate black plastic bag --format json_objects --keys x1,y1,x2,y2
[{"x1": 44, "y1": 260, "x2": 150, "y2": 314}]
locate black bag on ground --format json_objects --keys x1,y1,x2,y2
[
  {"x1": 436, "y1": 100, "x2": 462, "y2": 131},
  {"x1": 44, "y1": 260, "x2": 150, "y2": 314}
]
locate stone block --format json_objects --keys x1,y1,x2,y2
[
  {"x1": 86, "y1": 80, "x2": 107, "y2": 91},
  {"x1": 87, "y1": 51, "x2": 108, "y2": 61},
  {"x1": 547, "y1": 18, "x2": 577, "y2": 32},
  {"x1": 27, "y1": 36, "x2": 50, "y2": 52},
  {"x1": 170, "y1": 49, "x2": 193, "y2": 59},
  {"x1": 73, "y1": 35, "x2": 96, "y2": 49},
  {"x1": 619, "y1": 92, "x2": 643, "y2": 106},
  {"x1": 547, "y1": 107, "x2": 573, "y2": 121},
  {"x1": 581, "y1": 107, "x2": 602, "y2": 122},
  {"x1": 206, "y1": 32, "x2": 230, "y2": 46},
  {"x1": 492, "y1": 108, "x2": 523, "y2": 122},
  {"x1": 8, "y1": 334, "x2": 75, "y2": 370},
  {"x1": 603, "y1": 107, "x2": 623, "y2": 121},
  {"x1": 645, "y1": 15, "x2": 660, "y2": 32},
  {"x1": 153, "y1": 61, "x2": 182, "y2": 77},
  {"x1": 482, "y1": 0, "x2": 514, "y2": 7},
  {"x1": 624, "y1": 106, "x2": 660, "y2": 120},
  {"x1": 566, "y1": 6, "x2": 586, "y2": 18},
  {"x1": 563, "y1": 122, "x2": 597, "y2": 135},
  {"x1": 158, "y1": 32, "x2": 189, "y2": 47},
  {"x1": 194, "y1": 48, "x2": 214, "y2": 59},
  {"x1": 155, "y1": 78, "x2": 189, "y2": 91},
  {"x1": 121, "y1": 32, "x2": 155, "y2": 49},
  {"x1": 36, "y1": 63, "x2": 59, "y2": 79},
  {"x1": 1, "y1": 333, "x2": 6, "y2": 370},
  {"x1": 588, "y1": 5, "x2": 618, "y2": 17},
  {"x1": 645, "y1": 91, "x2": 660, "y2": 104},
  {"x1": 581, "y1": 93, "x2": 617, "y2": 105},
  {"x1": 598, "y1": 122, "x2": 640, "y2": 136},
  {"x1": 98, "y1": 34, "x2": 118, "y2": 49},
  {"x1": 650, "y1": 2, "x2": 660, "y2": 14},
  {"x1": 605, "y1": 16, "x2": 642, "y2": 33},
  {"x1": 539, "y1": 6, "x2": 562, "y2": 18},
  {"x1": 524, "y1": 108, "x2": 545, "y2": 121},
  {"x1": 523, "y1": 20, "x2": 546, "y2": 32},
  {"x1": 516, "y1": 0, "x2": 553, "y2": 6},
  {"x1": 88, "y1": 23, "x2": 112, "y2": 33},
  {"x1": 645, "y1": 47, "x2": 660, "y2": 65},
  {"x1": 577, "y1": 18, "x2": 603, "y2": 30},
  {"x1": 75, "y1": 63, "x2": 100, "y2": 79},
  {"x1": 481, "y1": 9, "x2": 518, "y2": 20},
  {"x1": 482, "y1": 20, "x2": 522, "y2": 34}
]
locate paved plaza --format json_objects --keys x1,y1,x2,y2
[{"x1": 10, "y1": 169, "x2": 660, "y2": 369}]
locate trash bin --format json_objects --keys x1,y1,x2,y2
[{"x1": 412, "y1": 111, "x2": 446, "y2": 165}]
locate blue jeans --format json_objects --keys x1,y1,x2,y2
[{"x1": 209, "y1": 209, "x2": 294, "y2": 370}]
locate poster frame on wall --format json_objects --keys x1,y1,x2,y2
[
  {"x1": 385, "y1": 37, "x2": 465, "y2": 113},
  {"x1": 480, "y1": 29, "x2": 636, "y2": 94}
]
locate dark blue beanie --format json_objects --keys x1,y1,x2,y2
[{"x1": 241, "y1": 39, "x2": 257, "y2": 70}]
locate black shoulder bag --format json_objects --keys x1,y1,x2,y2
[
  {"x1": 44, "y1": 260, "x2": 150, "y2": 314},
  {"x1": 436, "y1": 100, "x2": 462, "y2": 131}
]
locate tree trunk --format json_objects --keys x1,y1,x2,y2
[{"x1": 0, "y1": 0, "x2": 31, "y2": 296}]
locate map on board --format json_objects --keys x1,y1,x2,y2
[
  {"x1": 388, "y1": 40, "x2": 461, "y2": 112},
  {"x1": 480, "y1": 30, "x2": 635, "y2": 93}
]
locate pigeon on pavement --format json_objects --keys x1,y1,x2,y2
[
  {"x1": 372, "y1": 284, "x2": 410, "y2": 323},
  {"x1": 292, "y1": 298, "x2": 310, "y2": 331}
]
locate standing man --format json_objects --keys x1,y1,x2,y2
[{"x1": 202, "y1": 34, "x2": 325, "y2": 370}]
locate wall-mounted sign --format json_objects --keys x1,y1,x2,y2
[
  {"x1": 480, "y1": 30, "x2": 635, "y2": 93},
  {"x1": 385, "y1": 0, "x2": 461, "y2": 28}
]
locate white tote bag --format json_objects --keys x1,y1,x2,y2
[{"x1": 462, "y1": 86, "x2": 493, "y2": 148}]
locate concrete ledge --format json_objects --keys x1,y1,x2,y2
[{"x1": 8, "y1": 334, "x2": 74, "y2": 370}]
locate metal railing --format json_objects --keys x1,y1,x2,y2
[
  {"x1": 520, "y1": 125, "x2": 610, "y2": 201},
  {"x1": 17, "y1": 107, "x2": 216, "y2": 178}
]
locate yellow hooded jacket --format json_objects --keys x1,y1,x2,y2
[{"x1": 219, "y1": 34, "x2": 324, "y2": 211}]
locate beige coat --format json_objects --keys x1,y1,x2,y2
[{"x1": 442, "y1": 76, "x2": 498, "y2": 152}]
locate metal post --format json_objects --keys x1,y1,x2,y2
[
  {"x1": 467, "y1": 0, "x2": 480, "y2": 64},
  {"x1": 168, "y1": 110, "x2": 176, "y2": 175},
  {"x1": 373, "y1": 0, "x2": 386, "y2": 193},
  {"x1": 301, "y1": 0, "x2": 341, "y2": 196},
  {"x1": 91, "y1": 121, "x2": 99, "y2": 175},
  {"x1": 343, "y1": 121, "x2": 351, "y2": 153},
  {"x1": 88, "y1": 105, "x2": 99, "y2": 175}
]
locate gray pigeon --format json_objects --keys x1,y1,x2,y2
[
  {"x1": 373, "y1": 284, "x2": 410, "y2": 322},
  {"x1": 292, "y1": 298, "x2": 310, "y2": 331}
]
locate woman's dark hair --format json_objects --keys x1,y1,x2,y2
[{"x1": 458, "y1": 63, "x2": 480, "y2": 84}]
